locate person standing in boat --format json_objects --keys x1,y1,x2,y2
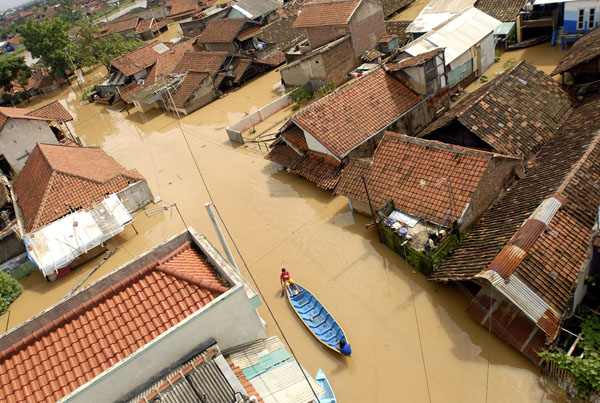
[
  {"x1": 336, "y1": 339, "x2": 352, "y2": 356},
  {"x1": 280, "y1": 268, "x2": 301, "y2": 296}
]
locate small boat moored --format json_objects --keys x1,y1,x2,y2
[
  {"x1": 286, "y1": 283, "x2": 351, "y2": 356},
  {"x1": 316, "y1": 368, "x2": 337, "y2": 403}
]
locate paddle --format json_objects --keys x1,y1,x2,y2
[{"x1": 280, "y1": 287, "x2": 285, "y2": 298}]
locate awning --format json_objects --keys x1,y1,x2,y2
[
  {"x1": 494, "y1": 21, "x2": 516, "y2": 36},
  {"x1": 23, "y1": 194, "x2": 132, "y2": 276}
]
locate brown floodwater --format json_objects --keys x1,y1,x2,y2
[
  {"x1": 0, "y1": 65, "x2": 572, "y2": 402},
  {"x1": 390, "y1": 0, "x2": 430, "y2": 21}
]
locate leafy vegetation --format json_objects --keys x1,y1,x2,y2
[
  {"x1": 288, "y1": 81, "x2": 336, "y2": 111},
  {"x1": 539, "y1": 313, "x2": 600, "y2": 398},
  {"x1": 19, "y1": 18, "x2": 73, "y2": 80},
  {"x1": 0, "y1": 270, "x2": 22, "y2": 315}
]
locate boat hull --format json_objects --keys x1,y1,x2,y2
[{"x1": 286, "y1": 283, "x2": 349, "y2": 355}]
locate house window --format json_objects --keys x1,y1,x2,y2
[
  {"x1": 578, "y1": 9, "x2": 585, "y2": 30},
  {"x1": 589, "y1": 8, "x2": 596, "y2": 29}
]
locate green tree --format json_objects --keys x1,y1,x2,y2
[
  {"x1": 71, "y1": 18, "x2": 100, "y2": 68},
  {"x1": 95, "y1": 33, "x2": 144, "y2": 70},
  {"x1": 0, "y1": 57, "x2": 32, "y2": 103},
  {"x1": 19, "y1": 18, "x2": 73, "y2": 82},
  {"x1": 0, "y1": 270, "x2": 22, "y2": 315},
  {"x1": 54, "y1": 0, "x2": 83, "y2": 23}
]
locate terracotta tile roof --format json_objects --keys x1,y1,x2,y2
[
  {"x1": 335, "y1": 132, "x2": 515, "y2": 224},
  {"x1": 99, "y1": 16, "x2": 139, "y2": 36},
  {"x1": 237, "y1": 25, "x2": 261, "y2": 41},
  {"x1": 196, "y1": 18, "x2": 247, "y2": 43},
  {"x1": 227, "y1": 359, "x2": 264, "y2": 402},
  {"x1": 552, "y1": 28, "x2": 600, "y2": 75},
  {"x1": 110, "y1": 41, "x2": 163, "y2": 76},
  {"x1": 362, "y1": 48, "x2": 383, "y2": 62},
  {"x1": 282, "y1": 125, "x2": 308, "y2": 151},
  {"x1": 421, "y1": 62, "x2": 571, "y2": 158},
  {"x1": 384, "y1": 48, "x2": 443, "y2": 71},
  {"x1": 265, "y1": 143, "x2": 305, "y2": 167},
  {"x1": 293, "y1": 0, "x2": 360, "y2": 28},
  {"x1": 259, "y1": 0, "x2": 307, "y2": 50},
  {"x1": 379, "y1": 0, "x2": 413, "y2": 17},
  {"x1": 118, "y1": 81, "x2": 142, "y2": 104},
  {"x1": 145, "y1": 40, "x2": 195, "y2": 85},
  {"x1": 474, "y1": 0, "x2": 523, "y2": 21},
  {"x1": 431, "y1": 96, "x2": 600, "y2": 336},
  {"x1": 167, "y1": 0, "x2": 199, "y2": 18},
  {"x1": 13, "y1": 144, "x2": 145, "y2": 232},
  {"x1": 232, "y1": 58, "x2": 253, "y2": 84},
  {"x1": 135, "y1": 17, "x2": 166, "y2": 33},
  {"x1": 385, "y1": 20, "x2": 412, "y2": 47},
  {"x1": 292, "y1": 67, "x2": 422, "y2": 158},
  {"x1": 27, "y1": 100, "x2": 73, "y2": 122},
  {"x1": 0, "y1": 241, "x2": 230, "y2": 402},
  {"x1": 170, "y1": 71, "x2": 210, "y2": 108},
  {"x1": 256, "y1": 50, "x2": 287, "y2": 66},
  {"x1": 172, "y1": 51, "x2": 228, "y2": 75},
  {"x1": 266, "y1": 142, "x2": 342, "y2": 189}
]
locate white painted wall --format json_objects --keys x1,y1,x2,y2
[
  {"x1": 0, "y1": 118, "x2": 56, "y2": 172},
  {"x1": 477, "y1": 32, "x2": 495, "y2": 75},
  {"x1": 303, "y1": 128, "x2": 339, "y2": 159}
]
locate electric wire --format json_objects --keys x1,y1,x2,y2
[
  {"x1": 402, "y1": 243, "x2": 432, "y2": 403},
  {"x1": 161, "y1": 87, "x2": 320, "y2": 400},
  {"x1": 486, "y1": 285, "x2": 493, "y2": 403}
]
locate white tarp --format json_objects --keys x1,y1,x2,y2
[{"x1": 23, "y1": 194, "x2": 132, "y2": 276}]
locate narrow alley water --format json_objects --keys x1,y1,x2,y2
[{"x1": 0, "y1": 68, "x2": 571, "y2": 402}]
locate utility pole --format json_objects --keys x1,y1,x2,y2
[{"x1": 204, "y1": 202, "x2": 240, "y2": 272}]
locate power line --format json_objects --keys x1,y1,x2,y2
[
  {"x1": 161, "y1": 87, "x2": 320, "y2": 400},
  {"x1": 403, "y1": 243, "x2": 432, "y2": 403}
]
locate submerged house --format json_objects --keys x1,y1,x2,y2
[
  {"x1": 0, "y1": 228, "x2": 284, "y2": 401},
  {"x1": 12, "y1": 144, "x2": 153, "y2": 279},
  {"x1": 195, "y1": 18, "x2": 263, "y2": 54},
  {"x1": 551, "y1": 27, "x2": 600, "y2": 91},
  {"x1": 280, "y1": 0, "x2": 386, "y2": 88},
  {"x1": 398, "y1": 7, "x2": 501, "y2": 89},
  {"x1": 267, "y1": 51, "x2": 450, "y2": 189},
  {"x1": 419, "y1": 61, "x2": 572, "y2": 159},
  {"x1": 0, "y1": 101, "x2": 75, "y2": 173},
  {"x1": 429, "y1": 95, "x2": 600, "y2": 364}
]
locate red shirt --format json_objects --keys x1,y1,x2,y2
[{"x1": 280, "y1": 271, "x2": 290, "y2": 282}]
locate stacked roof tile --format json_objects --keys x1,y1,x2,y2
[
  {"x1": 431, "y1": 95, "x2": 600, "y2": 338},
  {"x1": 421, "y1": 61, "x2": 571, "y2": 158},
  {"x1": 0, "y1": 241, "x2": 230, "y2": 402},
  {"x1": 292, "y1": 0, "x2": 361, "y2": 28},
  {"x1": 98, "y1": 16, "x2": 139, "y2": 37},
  {"x1": 552, "y1": 28, "x2": 600, "y2": 75},
  {"x1": 335, "y1": 132, "x2": 516, "y2": 224},
  {"x1": 166, "y1": 0, "x2": 200, "y2": 18},
  {"x1": 13, "y1": 143, "x2": 145, "y2": 232},
  {"x1": 292, "y1": 67, "x2": 421, "y2": 158},
  {"x1": 196, "y1": 18, "x2": 249, "y2": 43},
  {"x1": 145, "y1": 40, "x2": 195, "y2": 85}
]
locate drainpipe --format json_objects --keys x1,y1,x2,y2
[{"x1": 204, "y1": 202, "x2": 240, "y2": 272}]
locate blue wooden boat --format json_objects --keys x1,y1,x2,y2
[
  {"x1": 286, "y1": 284, "x2": 350, "y2": 355},
  {"x1": 316, "y1": 369, "x2": 337, "y2": 403}
]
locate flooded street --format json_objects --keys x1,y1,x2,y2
[{"x1": 0, "y1": 65, "x2": 570, "y2": 402}]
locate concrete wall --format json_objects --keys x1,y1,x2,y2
[
  {"x1": 182, "y1": 79, "x2": 219, "y2": 115},
  {"x1": 305, "y1": 26, "x2": 348, "y2": 49},
  {"x1": 116, "y1": 181, "x2": 153, "y2": 213},
  {"x1": 348, "y1": 0, "x2": 385, "y2": 57},
  {"x1": 477, "y1": 33, "x2": 496, "y2": 76},
  {"x1": 226, "y1": 93, "x2": 291, "y2": 143},
  {"x1": 0, "y1": 228, "x2": 25, "y2": 265},
  {"x1": 564, "y1": 0, "x2": 599, "y2": 33},
  {"x1": 0, "y1": 118, "x2": 56, "y2": 172},
  {"x1": 64, "y1": 285, "x2": 265, "y2": 403},
  {"x1": 280, "y1": 36, "x2": 356, "y2": 87}
]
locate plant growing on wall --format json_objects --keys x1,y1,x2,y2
[
  {"x1": 539, "y1": 313, "x2": 600, "y2": 398},
  {"x1": 0, "y1": 270, "x2": 22, "y2": 315}
]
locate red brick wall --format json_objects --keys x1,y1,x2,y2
[
  {"x1": 348, "y1": 0, "x2": 385, "y2": 57},
  {"x1": 321, "y1": 37, "x2": 359, "y2": 86},
  {"x1": 460, "y1": 157, "x2": 519, "y2": 232}
]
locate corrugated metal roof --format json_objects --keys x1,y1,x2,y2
[
  {"x1": 227, "y1": 337, "x2": 325, "y2": 403},
  {"x1": 403, "y1": 7, "x2": 501, "y2": 65},
  {"x1": 530, "y1": 197, "x2": 561, "y2": 224},
  {"x1": 406, "y1": 0, "x2": 476, "y2": 33}
]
